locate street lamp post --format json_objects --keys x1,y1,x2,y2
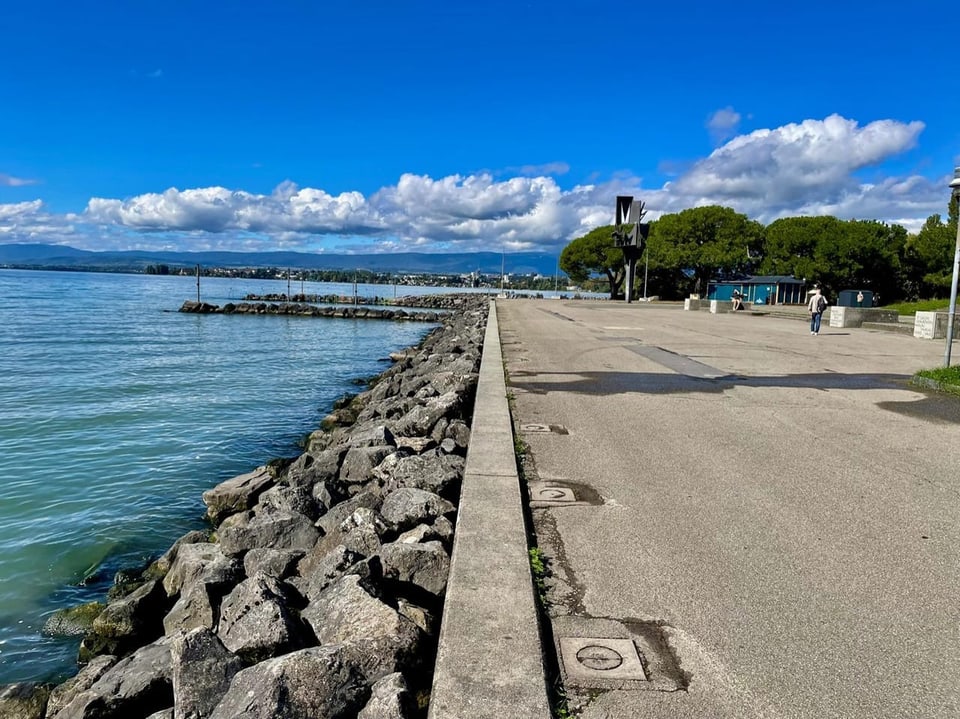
[{"x1": 944, "y1": 167, "x2": 960, "y2": 367}]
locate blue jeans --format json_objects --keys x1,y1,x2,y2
[{"x1": 810, "y1": 312, "x2": 823, "y2": 333}]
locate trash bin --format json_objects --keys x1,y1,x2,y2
[{"x1": 837, "y1": 289, "x2": 873, "y2": 307}]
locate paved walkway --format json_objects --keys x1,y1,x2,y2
[{"x1": 497, "y1": 299, "x2": 960, "y2": 719}]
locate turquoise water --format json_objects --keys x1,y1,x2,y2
[{"x1": 0, "y1": 269, "x2": 436, "y2": 683}]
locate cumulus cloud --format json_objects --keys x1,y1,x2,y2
[
  {"x1": 661, "y1": 114, "x2": 938, "y2": 229},
  {"x1": 0, "y1": 200, "x2": 82, "y2": 243},
  {"x1": 1, "y1": 113, "x2": 948, "y2": 251},
  {"x1": 706, "y1": 106, "x2": 742, "y2": 144}
]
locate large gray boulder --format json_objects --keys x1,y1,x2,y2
[
  {"x1": 380, "y1": 540, "x2": 450, "y2": 597},
  {"x1": 51, "y1": 639, "x2": 173, "y2": 719},
  {"x1": 338, "y1": 445, "x2": 394, "y2": 491},
  {"x1": 201, "y1": 467, "x2": 275, "y2": 525},
  {"x1": 391, "y1": 390, "x2": 464, "y2": 436},
  {"x1": 170, "y1": 628, "x2": 242, "y2": 719},
  {"x1": 427, "y1": 369, "x2": 479, "y2": 396},
  {"x1": 301, "y1": 575, "x2": 422, "y2": 681},
  {"x1": 80, "y1": 579, "x2": 168, "y2": 661},
  {"x1": 338, "y1": 507, "x2": 389, "y2": 556},
  {"x1": 243, "y1": 547, "x2": 303, "y2": 579},
  {"x1": 162, "y1": 543, "x2": 240, "y2": 597},
  {"x1": 216, "y1": 574, "x2": 303, "y2": 663},
  {"x1": 46, "y1": 656, "x2": 117, "y2": 718},
  {"x1": 343, "y1": 423, "x2": 396, "y2": 449},
  {"x1": 0, "y1": 683, "x2": 50, "y2": 719},
  {"x1": 163, "y1": 580, "x2": 220, "y2": 636},
  {"x1": 357, "y1": 672, "x2": 414, "y2": 719},
  {"x1": 380, "y1": 488, "x2": 456, "y2": 533},
  {"x1": 443, "y1": 418, "x2": 471, "y2": 453},
  {"x1": 43, "y1": 601, "x2": 105, "y2": 637},
  {"x1": 208, "y1": 646, "x2": 367, "y2": 719},
  {"x1": 216, "y1": 506, "x2": 319, "y2": 558},
  {"x1": 372, "y1": 452, "x2": 464, "y2": 498},
  {"x1": 393, "y1": 435, "x2": 437, "y2": 454},
  {"x1": 315, "y1": 491, "x2": 383, "y2": 537},
  {"x1": 281, "y1": 448, "x2": 344, "y2": 491},
  {"x1": 144, "y1": 531, "x2": 210, "y2": 582},
  {"x1": 254, "y1": 483, "x2": 319, "y2": 521},
  {"x1": 292, "y1": 544, "x2": 363, "y2": 602}
]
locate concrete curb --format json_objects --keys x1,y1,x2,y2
[{"x1": 428, "y1": 300, "x2": 551, "y2": 719}]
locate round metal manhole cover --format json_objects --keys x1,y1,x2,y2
[{"x1": 575, "y1": 644, "x2": 624, "y2": 671}]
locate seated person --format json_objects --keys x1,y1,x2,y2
[{"x1": 731, "y1": 291, "x2": 743, "y2": 310}]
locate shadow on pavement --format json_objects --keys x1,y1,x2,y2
[{"x1": 509, "y1": 370, "x2": 914, "y2": 396}]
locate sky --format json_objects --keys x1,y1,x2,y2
[{"x1": 1, "y1": 0, "x2": 958, "y2": 256}]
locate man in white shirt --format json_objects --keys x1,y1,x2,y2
[{"x1": 808, "y1": 288, "x2": 828, "y2": 335}]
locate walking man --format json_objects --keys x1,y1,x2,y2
[{"x1": 808, "y1": 287, "x2": 828, "y2": 335}]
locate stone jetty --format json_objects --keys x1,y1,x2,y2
[
  {"x1": 2, "y1": 294, "x2": 489, "y2": 719},
  {"x1": 177, "y1": 291, "x2": 494, "y2": 321}
]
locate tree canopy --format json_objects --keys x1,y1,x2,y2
[
  {"x1": 649, "y1": 206, "x2": 763, "y2": 296},
  {"x1": 761, "y1": 216, "x2": 905, "y2": 299},
  {"x1": 559, "y1": 195, "x2": 957, "y2": 304},
  {"x1": 559, "y1": 225, "x2": 627, "y2": 299}
]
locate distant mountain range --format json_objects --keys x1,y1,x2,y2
[{"x1": 0, "y1": 243, "x2": 562, "y2": 276}]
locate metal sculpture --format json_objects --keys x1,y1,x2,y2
[{"x1": 613, "y1": 196, "x2": 650, "y2": 303}]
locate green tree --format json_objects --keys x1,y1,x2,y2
[
  {"x1": 903, "y1": 194, "x2": 958, "y2": 299},
  {"x1": 762, "y1": 216, "x2": 906, "y2": 301},
  {"x1": 560, "y1": 225, "x2": 627, "y2": 299},
  {"x1": 824, "y1": 220, "x2": 905, "y2": 302},
  {"x1": 761, "y1": 215, "x2": 844, "y2": 282},
  {"x1": 651, "y1": 206, "x2": 763, "y2": 296}
]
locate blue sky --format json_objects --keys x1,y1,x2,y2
[{"x1": 1, "y1": 0, "x2": 957, "y2": 255}]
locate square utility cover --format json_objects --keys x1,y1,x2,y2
[{"x1": 559, "y1": 637, "x2": 647, "y2": 684}]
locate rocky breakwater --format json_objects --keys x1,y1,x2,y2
[
  {"x1": 179, "y1": 300, "x2": 441, "y2": 322},
  {"x1": 2, "y1": 295, "x2": 489, "y2": 719}
]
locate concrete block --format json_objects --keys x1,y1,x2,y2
[
  {"x1": 914, "y1": 311, "x2": 960, "y2": 339},
  {"x1": 829, "y1": 307, "x2": 898, "y2": 328}
]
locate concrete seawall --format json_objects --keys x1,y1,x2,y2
[{"x1": 429, "y1": 301, "x2": 551, "y2": 718}]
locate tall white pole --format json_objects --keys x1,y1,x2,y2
[
  {"x1": 500, "y1": 251, "x2": 505, "y2": 294},
  {"x1": 944, "y1": 168, "x2": 960, "y2": 366},
  {"x1": 643, "y1": 247, "x2": 649, "y2": 300}
]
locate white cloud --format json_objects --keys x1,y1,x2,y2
[
  {"x1": 1, "y1": 114, "x2": 950, "y2": 251},
  {"x1": 706, "y1": 106, "x2": 742, "y2": 144},
  {"x1": 0, "y1": 173, "x2": 39, "y2": 187},
  {"x1": 0, "y1": 200, "x2": 82, "y2": 243},
  {"x1": 662, "y1": 114, "x2": 938, "y2": 230}
]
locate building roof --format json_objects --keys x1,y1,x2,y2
[{"x1": 710, "y1": 275, "x2": 803, "y2": 285}]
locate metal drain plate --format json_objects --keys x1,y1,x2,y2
[
  {"x1": 560, "y1": 637, "x2": 647, "y2": 684},
  {"x1": 529, "y1": 484, "x2": 578, "y2": 504},
  {"x1": 553, "y1": 616, "x2": 687, "y2": 692},
  {"x1": 527, "y1": 480, "x2": 602, "y2": 508},
  {"x1": 520, "y1": 423, "x2": 569, "y2": 434}
]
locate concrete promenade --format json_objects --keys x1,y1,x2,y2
[{"x1": 489, "y1": 299, "x2": 960, "y2": 718}]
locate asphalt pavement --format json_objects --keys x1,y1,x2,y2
[{"x1": 496, "y1": 299, "x2": 960, "y2": 719}]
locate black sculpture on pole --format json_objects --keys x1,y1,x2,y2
[{"x1": 612, "y1": 196, "x2": 649, "y2": 303}]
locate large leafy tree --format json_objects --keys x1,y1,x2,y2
[
  {"x1": 640, "y1": 218, "x2": 690, "y2": 300},
  {"x1": 761, "y1": 215, "x2": 844, "y2": 282},
  {"x1": 763, "y1": 216, "x2": 906, "y2": 300},
  {"x1": 560, "y1": 225, "x2": 627, "y2": 299},
  {"x1": 651, "y1": 206, "x2": 763, "y2": 295},
  {"x1": 823, "y1": 220, "x2": 905, "y2": 302},
  {"x1": 902, "y1": 196, "x2": 958, "y2": 299}
]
